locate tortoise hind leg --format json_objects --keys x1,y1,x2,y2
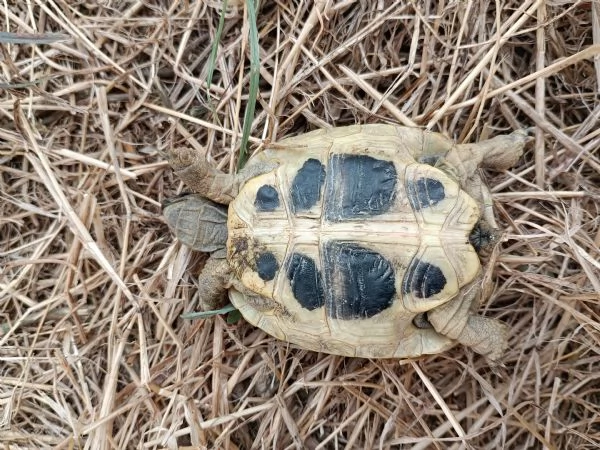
[
  {"x1": 444, "y1": 129, "x2": 531, "y2": 236},
  {"x1": 449, "y1": 129, "x2": 531, "y2": 176},
  {"x1": 426, "y1": 274, "x2": 508, "y2": 360},
  {"x1": 445, "y1": 314, "x2": 508, "y2": 361},
  {"x1": 169, "y1": 147, "x2": 241, "y2": 204}
]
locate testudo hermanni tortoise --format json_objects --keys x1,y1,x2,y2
[{"x1": 164, "y1": 124, "x2": 529, "y2": 360}]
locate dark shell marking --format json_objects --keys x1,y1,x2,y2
[
  {"x1": 325, "y1": 154, "x2": 397, "y2": 221},
  {"x1": 323, "y1": 242, "x2": 396, "y2": 319},
  {"x1": 283, "y1": 244, "x2": 396, "y2": 319},
  {"x1": 256, "y1": 251, "x2": 279, "y2": 281},
  {"x1": 230, "y1": 237, "x2": 281, "y2": 283},
  {"x1": 406, "y1": 177, "x2": 445, "y2": 211},
  {"x1": 249, "y1": 155, "x2": 449, "y2": 315},
  {"x1": 401, "y1": 257, "x2": 446, "y2": 299},
  {"x1": 255, "y1": 185, "x2": 279, "y2": 211},
  {"x1": 290, "y1": 158, "x2": 326, "y2": 212},
  {"x1": 288, "y1": 155, "x2": 398, "y2": 319},
  {"x1": 286, "y1": 253, "x2": 325, "y2": 310}
]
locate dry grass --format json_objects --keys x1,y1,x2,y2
[{"x1": 1, "y1": 1, "x2": 599, "y2": 449}]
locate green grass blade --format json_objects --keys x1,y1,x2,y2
[
  {"x1": 181, "y1": 303, "x2": 237, "y2": 320},
  {"x1": 237, "y1": 0, "x2": 260, "y2": 169},
  {"x1": 206, "y1": 0, "x2": 228, "y2": 98}
]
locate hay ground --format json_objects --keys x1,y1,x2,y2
[{"x1": 1, "y1": 1, "x2": 600, "y2": 449}]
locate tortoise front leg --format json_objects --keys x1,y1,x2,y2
[
  {"x1": 447, "y1": 129, "x2": 531, "y2": 239},
  {"x1": 169, "y1": 147, "x2": 279, "y2": 205},
  {"x1": 195, "y1": 253, "x2": 232, "y2": 311},
  {"x1": 169, "y1": 147, "x2": 241, "y2": 204},
  {"x1": 427, "y1": 274, "x2": 509, "y2": 360}
]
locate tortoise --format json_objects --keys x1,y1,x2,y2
[{"x1": 164, "y1": 124, "x2": 529, "y2": 360}]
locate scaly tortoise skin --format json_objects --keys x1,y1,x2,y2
[{"x1": 164, "y1": 124, "x2": 529, "y2": 360}]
